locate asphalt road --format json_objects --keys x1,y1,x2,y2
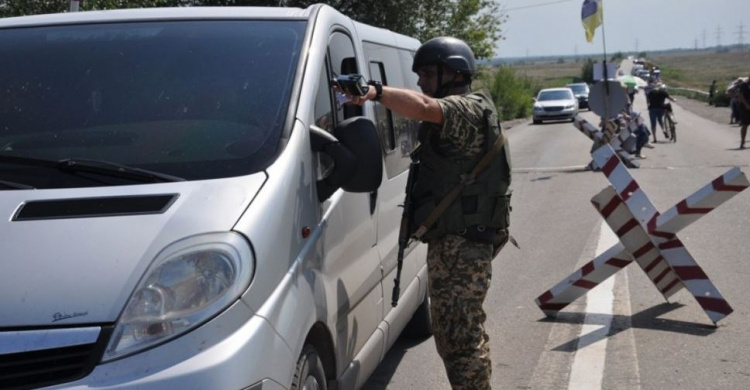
[{"x1": 363, "y1": 94, "x2": 750, "y2": 389}]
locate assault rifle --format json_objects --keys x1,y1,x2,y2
[{"x1": 391, "y1": 152, "x2": 419, "y2": 307}]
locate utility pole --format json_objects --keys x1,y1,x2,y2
[
  {"x1": 694, "y1": 38, "x2": 699, "y2": 51},
  {"x1": 716, "y1": 26, "x2": 722, "y2": 47},
  {"x1": 737, "y1": 21, "x2": 745, "y2": 47},
  {"x1": 69, "y1": 0, "x2": 81, "y2": 12}
]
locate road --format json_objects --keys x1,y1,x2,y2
[{"x1": 364, "y1": 91, "x2": 750, "y2": 389}]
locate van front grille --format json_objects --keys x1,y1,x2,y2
[{"x1": 0, "y1": 326, "x2": 111, "y2": 390}]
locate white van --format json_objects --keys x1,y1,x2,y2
[{"x1": 0, "y1": 5, "x2": 431, "y2": 389}]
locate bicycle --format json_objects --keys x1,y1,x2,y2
[{"x1": 663, "y1": 101, "x2": 676, "y2": 142}]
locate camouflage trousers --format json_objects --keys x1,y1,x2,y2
[{"x1": 427, "y1": 234, "x2": 494, "y2": 390}]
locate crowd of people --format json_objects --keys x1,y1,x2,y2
[
  {"x1": 617, "y1": 76, "x2": 676, "y2": 159},
  {"x1": 617, "y1": 74, "x2": 750, "y2": 160}
]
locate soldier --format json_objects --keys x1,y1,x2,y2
[{"x1": 341, "y1": 37, "x2": 512, "y2": 389}]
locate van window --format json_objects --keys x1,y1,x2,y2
[
  {"x1": 314, "y1": 62, "x2": 335, "y2": 133},
  {"x1": 363, "y1": 42, "x2": 419, "y2": 177},
  {"x1": 0, "y1": 20, "x2": 306, "y2": 188},
  {"x1": 368, "y1": 61, "x2": 395, "y2": 151},
  {"x1": 328, "y1": 32, "x2": 362, "y2": 123},
  {"x1": 313, "y1": 62, "x2": 335, "y2": 180}
]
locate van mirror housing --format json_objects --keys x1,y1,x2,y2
[{"x1": 310, "y1": 117, "x2": 383, "y2": 201}]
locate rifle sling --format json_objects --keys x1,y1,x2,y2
[{"x1": 413, "y1": 132, "x2": 507, "y2": 240}]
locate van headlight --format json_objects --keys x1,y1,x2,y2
[{"x1": 103, "y1": 232, "x2": 254, "y2": 362}]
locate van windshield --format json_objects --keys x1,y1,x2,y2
[{"x1": 0, "y1": 20, "x2": 306, "y2": 188}]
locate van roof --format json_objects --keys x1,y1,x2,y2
[{"x1": 0, "y1": 6, "x2": 313, "y2": 29}]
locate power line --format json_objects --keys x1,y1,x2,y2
[{"x1": 505, "y1": 0, "x2": 573, "y2": 12}]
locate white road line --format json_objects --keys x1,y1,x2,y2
[
  {"x1": 567, "y1": 223, "x2": 618, "y2": 390},
  {"x1": 513, "y1": 165, "x2": 589, "y2": 173}
]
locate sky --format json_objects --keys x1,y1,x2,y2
[{"x1": 497, "y1": 0, "x2": 750, "y2": 58}]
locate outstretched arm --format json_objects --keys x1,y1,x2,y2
[{"x1": 346, "y1": 86, "x2": 444, "y2": 125}]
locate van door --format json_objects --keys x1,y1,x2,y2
[
  {"x1": 315, "y1": 30, "x2": 384, "y2": 371},
  {"x1": 364, "y1": 43, "x2": 422, "y2": 319}
]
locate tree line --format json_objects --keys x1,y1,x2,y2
[{"x1": 0, "y1": 0, "x2": 505, "y2": 59}]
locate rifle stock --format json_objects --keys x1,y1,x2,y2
[{"x1": 392, "y1": 158, "x2": 419, "y2": 307}]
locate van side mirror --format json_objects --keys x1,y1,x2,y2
[{"x1": 310, "y1": 117, "x2": 383, "y2": 201}]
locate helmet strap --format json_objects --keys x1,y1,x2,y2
[
  {"x1": 434, "y1": 64, "x2": 448, "y2": 98},
  {"x1": 434, "y1": 65, "x2": 471, "y2": 98}
]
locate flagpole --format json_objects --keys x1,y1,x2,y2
[{"x1": 600, "y1": 0, "x2": 611, "y2": 127}]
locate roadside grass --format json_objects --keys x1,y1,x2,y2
[
  {"x1": 477, "y1": 66, "x2": 541, "y2": 121},
  {"x1": 476, "y1": 60, "x2": 591, "y2": 121}
]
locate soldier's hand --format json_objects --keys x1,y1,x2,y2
[{"x1": 332, "y1": 84, "x2": 376, "y2": 106}]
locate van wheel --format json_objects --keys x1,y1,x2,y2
[
  {"x1": 402, "y1": 290, "x2": 432, "y2": 339},
  {"x1": 291, "y1": 345, "x2": 328, "y2": 390}
]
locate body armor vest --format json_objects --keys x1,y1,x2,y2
[{"x1": 410, "y1": 91, "x2": 512, "y2": 242}]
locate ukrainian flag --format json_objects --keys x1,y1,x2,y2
[{"x1": 581, "y1": 0, "x2": 603, "y2": 43}]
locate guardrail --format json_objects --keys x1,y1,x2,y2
[
  {"x1": 666, "y1": 86, "x2": 710, "y2": 103},
  {"x1": 667, "y1": 87, "x2": 709, "y2": 97}
]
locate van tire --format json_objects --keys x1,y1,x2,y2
[
  {"x1": 291, "y1": 345, "x2": 328, "y2": 390},
  {"x1": 402, "y1": 290, "x2": 432, "y2": 339}
]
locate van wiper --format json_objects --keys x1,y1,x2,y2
[
  {"x1": 0, "y1": 154, "x2": 185, "y2": 183},
  {"x1": 0, "y1": 179, "x2": 35, "y2": 190},
  {"x1": 58, "y1": 158, "x2": 186, "y2": 183}
]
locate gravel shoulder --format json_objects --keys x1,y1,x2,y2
[{"x1": 673, "y1": 97, "x2": 734, "y2": 126}]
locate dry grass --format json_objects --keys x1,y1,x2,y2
[
  {"x1": 499, "y1": 49, "x2": 750, "y2": 93},
  {"x1": 506, "y1": 60, "x2": 584, "y2": 89},
  {"x1": 649, "y1": 49, "x2": 750, "y2": 92}
]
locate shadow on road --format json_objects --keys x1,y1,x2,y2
[
  {"x1": 361, "y1": 335, "x2": 433, "y2": 390},
  {"x1": 537, "y1": 302, "x2": 717, "y2": 353}
]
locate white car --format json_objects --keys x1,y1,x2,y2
[{"x1": 532, "y1": 88, "x2": 579, "y2": 124}]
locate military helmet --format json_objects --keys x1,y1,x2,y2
[{"x1": 412, "y1": 37, "x2": 476, "y2": 75}]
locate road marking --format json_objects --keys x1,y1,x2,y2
[
  {"x1": 513, "y1": 165, "x2": 589, "y2": 173},
  {"x1": 527, "y1": 221, "x2": 640, "y2": 390},
  {"x1": 567, "y1": 223, "x2": 618, "y2": 390}
]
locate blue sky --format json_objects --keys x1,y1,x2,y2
[{"x1": 498, "y1": 0, "x2": 750, "y2": 58}]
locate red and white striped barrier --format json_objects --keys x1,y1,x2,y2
[
  {"x1": 536, "y1": 145, "x2": 748, "y2": 324},
  {"x1": 573, "y1": 115, "x2": 640, "y2": 169}
]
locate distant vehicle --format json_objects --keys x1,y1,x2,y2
[
  {"x1": 565, "y1": 83, "x2": 590, "y2": 110},
  {"x1": 631, "y1": 63, "x2": 644, "y2": 75},
  {"x1": 635, "y1": 69, "x2": 650, "y2": 80},
  {"x1": 532, "y1": 88, "x2": 579, "y2": 124},
  {"x1": 633, "y1": 58, "x2": 645, "y2": 65}
]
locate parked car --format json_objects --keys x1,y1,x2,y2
[
  {"x1": 565, "y1": 83, "x2": 590, "y2": 110},
  {"x1": 0, "y1": 5, "x2": 431, "y2": 390},
  {"x1": 532, "y1": 88, "x2": 579, "y2": 124}
]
